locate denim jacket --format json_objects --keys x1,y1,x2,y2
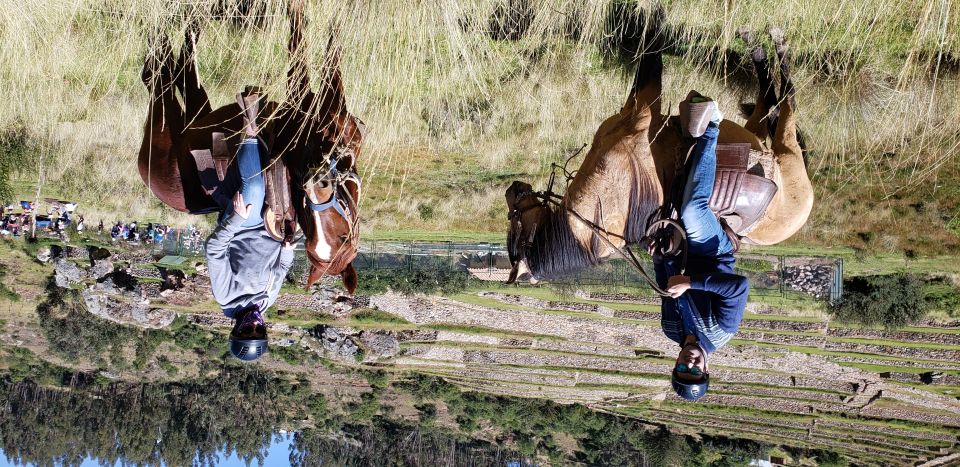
[{"x1": 655, "y1": 253, "x2": 749, "y2": 353}]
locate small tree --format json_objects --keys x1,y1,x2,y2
[{"x1": 830, "y1": 273, "x2": 927, "y2": 329}]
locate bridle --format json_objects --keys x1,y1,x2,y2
[{"x1": 305, "y1": 149, "x2": 361, "y2": 231}]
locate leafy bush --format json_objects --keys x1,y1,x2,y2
[
  {"x1": 830, "y1": 273, "x2": 927, "y2": 328},
  {"x1": 922, "y1": 276, "x2": 960, "y2": 317},
  {"x1": 357, "y1": 264, "x2": 471, "y2": 296},
  {"x1": 0, "y1": 123, "x2": 31, "y2": 201},
  {"x1": 735, "y1": 258, "x2": 775, "y2": 273},
  {"x1": 351, "y1": 309, "x2": 410, "y2": 324},
  {"x1": 0, "y1": 264, "x2": 19, "y2": 302}
]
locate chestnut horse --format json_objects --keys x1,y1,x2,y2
[
  {"x1": 505, "y1": 28, "x2": 813, "y2": 283},
  {"x1": 138, "y1": 1, "x2": 362, "y2": 293}
]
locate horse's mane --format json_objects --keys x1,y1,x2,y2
[{"x1": 526, "y1": 167, "x2": 660, "y2": 280}]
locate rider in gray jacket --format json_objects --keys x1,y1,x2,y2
[{"x1": 206, "y1": 91, "x2": 294, "y2": 361}]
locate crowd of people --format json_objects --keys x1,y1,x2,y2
[
  {"x1": 0, "y1": 201, "x2": 76, "y2": 239},
  {"x1": 109, "y1": 221, "x2": 203, "y2": 252},
  {"x1": 0, "y1": 200, "x2": 205, "y2": 254}
]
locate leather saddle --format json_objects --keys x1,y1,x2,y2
[
  {"x1": 709, "y1": 142, "x2": 778, "y2": 235},
  {"x1": 191, "y1": 131, "x2": 300, "y2": 243}
]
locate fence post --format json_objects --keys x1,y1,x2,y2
[
  {"x1": 779, "y1": 256, "x2": 785, "y2": 298},
  {"x1": 831, "y1": 258, "x2": 844, "y2": 305}
]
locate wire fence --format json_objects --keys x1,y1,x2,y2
[
  {"x1": 64, "y1": 227, "x2": 843, "y2": 303},
  {"x1": 352, "y1": 241, "x2": 844, "y2": 303}
]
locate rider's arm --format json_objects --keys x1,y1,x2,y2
[
  {"x1": 655, "y1": 259, "x2": 683, "y2": 344},
  {"x1": 264, "y1": 247, "x2": 295, "y2": 309},
  {"x1": 690, "y1": 272, "x2": 749, "y2": 330},
  {"x1": 205, "y1": 214, "x2": 245, "y2": 301}
]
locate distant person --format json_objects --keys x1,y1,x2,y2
[
  {"x1": 652, "y1": 94, "x2": 749, "y2": 402},
  {"x1": 76, "y1": 216, "x2": 85, "y2": 233},
  {"x1": 206, "y1": 91, "x2": 294, "y2": 362},
  {"x1": 98, "y1": 219, "x2": 104, "y2": 234}
]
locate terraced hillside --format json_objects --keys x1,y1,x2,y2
[
  {"x1": 358, "y1": 290, "x2": 960, "y2": 466},
  {"x1": 2, "y1": 237, "x2": 959, "y2": 465}
]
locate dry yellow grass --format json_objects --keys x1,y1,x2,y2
[{"x1": 1, "y1": 0, "x2": 958, "y2": 251}]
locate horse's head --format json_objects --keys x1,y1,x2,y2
[
  {"x1": 505, "y1": 180, "x2": 549, "y2": 284},
  {"x1": 297, "y1": 124, "x2": 362, "y2": 294}
]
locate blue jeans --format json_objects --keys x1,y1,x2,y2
[
  {"x1": 228, "y1": 139, "x2": 265, "y2": 228},
  {"x1": 680, "y1": 124, "x2": 733, "y2": 257}
]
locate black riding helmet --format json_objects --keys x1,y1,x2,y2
[
  {"x1": 671, "y1": 342, "x2": 710, "y2": 401},
  {"x1": 228, "y1": 304, "x2": 268, "y2": 361},
  {"x1": 671, "y1": 372, "x2": 710, "y2": 401},
  {"x1": 229, "y1": 337, "x2": 268, "y2": 361}
]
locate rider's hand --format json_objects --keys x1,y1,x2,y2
[
  {"x1": 233, "y1": 192, "x2": 252, "y2": 220},
  {"x1": 667, "y1": 275, "x2": 691, "y2": 298}
]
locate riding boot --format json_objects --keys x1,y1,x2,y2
[
  {"x1": 679, "y1": 91, "x2": 722, "y2": 138},
  {"x1": 237, "y1": 86, "x2": 276, "y2": 161},
  {"x1": 236, "y1": 86, "x2": 262, "y2": 138}
]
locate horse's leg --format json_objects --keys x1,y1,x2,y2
[
  {"x1": 748, "y1": 30, "x2": 813, "y2": 245},
  {"x1": 739, "y1": 28, "x2": 778, "y2": 140},
  {"x1": 174, "y1": 21, "x2": 212, "y2": 127},
  {"x1": 771, "y1": 28, "x2": 809, "y2": 164},
  {"x1": 287, "y1": 0, "x2": 310, "y2": 105},
  {"x1": 628, "y1": 7, "x2": 666, "y2": 120},
  {"x1": 141, "y1": 35, "x2": 184, "y2": 134}
]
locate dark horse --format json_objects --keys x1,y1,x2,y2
[{"x1": 138, "y1": 0, "x2": 362, "y2": 294}]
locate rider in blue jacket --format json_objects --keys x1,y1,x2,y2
[{"x1": 653, "y1": 95, "x2": 749, "y2": 401}]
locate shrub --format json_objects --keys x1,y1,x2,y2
[
  {"x1": 351, "y1": 309, "x2": 410, "y2": 324},
  {"x1": 357, "y1": 263, "x2": 471, "y2": 296},
  {"x1": 922, "y1": 276, "x2": 960, "y2": 317},
  {"x1": 0, "y1": 264, "x2": 19, "y2": 302},
  {"x1": 830, "y1": 273, "x2": 927, "y2": 328},
  {"x1": 0, "y1": 123, "x2": 31, "y2": 201}
]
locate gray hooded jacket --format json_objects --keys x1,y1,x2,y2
[{"x1": 205, "y1": 214, "x2": 294, "y2": 318}]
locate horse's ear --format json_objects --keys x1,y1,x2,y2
[
  {"x1": 341, "y1": 262, "x2": 357, "y2": 296},
  {"x1": 305, "y1": 263, "x2": 323, "y2": 291}
]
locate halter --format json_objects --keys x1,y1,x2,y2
[{"x1": 305, "y1": 151, "x2": 361, "y2": 223}]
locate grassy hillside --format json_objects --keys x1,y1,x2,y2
[{"x1": 2, "y1": 0, "x2": 959, "y2": 254}]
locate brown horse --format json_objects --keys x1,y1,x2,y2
[
  {"x1": 505, "y1": 28, "x2": 813, "y2": 282},
  {"x1": 138, "y1": 1, "x2": 362, "y2": 294}
]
